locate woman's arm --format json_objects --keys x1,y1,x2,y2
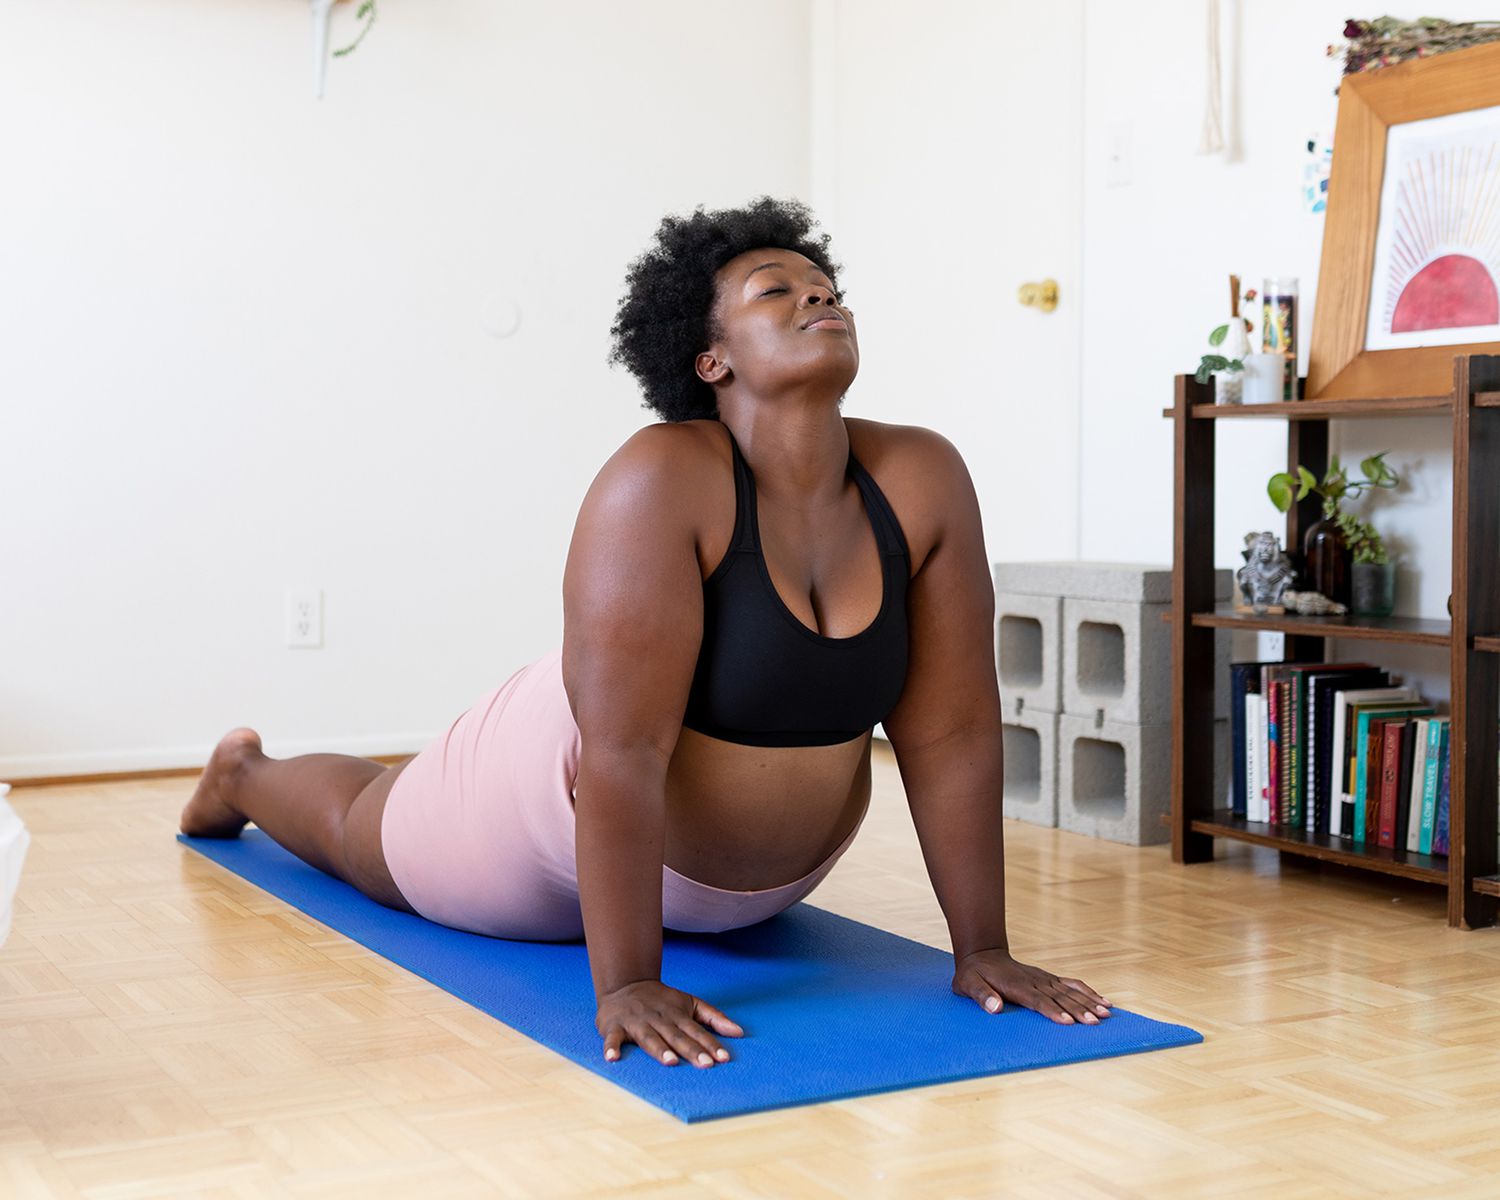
[
  {"x1": 879, "y1": 428, "x2": 1009, "y2": 956},
  {"x1": 880, "y1": 429, "x2": 1110, "y2": 1024},
  {"x1": 561, "y1": 424, "x2": 743, "y2": 1066}
]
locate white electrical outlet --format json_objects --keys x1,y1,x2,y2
[{"x1": 285, "y1": 588, "x2": 323, "y2": 649}]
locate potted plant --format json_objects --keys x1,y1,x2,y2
[
  {"x1": 1266, "y1": 452, "x2": 1399, "y2": 609},
  {"x1": 1336, "y1": 509, "x2": 1396, "y2": 616},
  {"x1": 1195, "y1": 281, "x2": 1258, "y2": 405}
]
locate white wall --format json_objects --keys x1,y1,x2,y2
[
  {"x1": 809, "y1": 0, "x2": 1084, "y2": 569},
  {"x1": 0, "y1": 0, "x2": 812, "y2": 775}
]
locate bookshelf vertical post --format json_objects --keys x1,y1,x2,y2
[
  {"x1": 1284, "y1": 417, "x2": 1328, "y2": 663},
  {"x1": 1451, "y1": 355, "x2": 1500, "y2": 928},
  {"x1": 1171, "y1": 373, "x2": 1217, "y2": 863}
]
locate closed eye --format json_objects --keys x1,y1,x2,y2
[{"x1": 762, "y1": 285, "x2": 846, "y2": 305}]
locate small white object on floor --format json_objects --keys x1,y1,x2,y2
[{"x1": 0, "y1": 783, "x2": 30, "y2": 949}]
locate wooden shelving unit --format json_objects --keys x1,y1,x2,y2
[{"x1": 1168, "y1": 355, "x2": 1500, "y2": 929}]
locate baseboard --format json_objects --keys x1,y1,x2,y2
[{"x1": 2, "y1": 734, "x2": 435, "y2": 788}]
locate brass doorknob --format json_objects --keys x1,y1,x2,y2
[{"x1": 1018, "y1": 279, "x2": 1059, "y2": 312}]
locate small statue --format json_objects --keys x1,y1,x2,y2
[
  {"x1": 1280, "y1": 589, "x2": 1348, "y2": 616},
  {"x1": 1235, "y1": 531, "x2": 1296, "y2": 614}
]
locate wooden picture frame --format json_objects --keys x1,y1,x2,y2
[{"x1": 1307, "y1": 40, "x2": 1500, "y2": 400}]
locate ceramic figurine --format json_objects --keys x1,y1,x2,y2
[
  {"x1": 1280, "y1": 589, "x2": 1348, "y2": 616},
  {"x1": 1235, "y1": 531, "x2": 1297, "y2": 614}
]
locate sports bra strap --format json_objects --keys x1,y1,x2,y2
[
  {"x1": 847, "y1": 455, "x2": 908, "y2": 559},
  {"x1": 725, "y1": 427, "x2": 758, "y2": 554}
]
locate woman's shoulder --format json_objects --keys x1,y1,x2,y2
[
  {"x1": 845, "y1": 418, "x2": 972, "y2": 504},
  {"x1": 589, "y1": 420, "x2": 724, "y2": 492},
  {"x1": 845, "y1": 418, "x2": 974, "y2": 574}
]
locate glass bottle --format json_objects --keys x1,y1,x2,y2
[{"x1": 1303, "y1": 515, "x2": 1350, "y2": 606}]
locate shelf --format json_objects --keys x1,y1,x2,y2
[
  {"x1": 1476, "y1": 392, "x2": 1500, "y2": 408},
  {"x1": 1475, "y1": 635, "x2": 1500, "y2": 654},
  {"x1": 1189, "y1": 810, "x2": 1448, "y2": 883},
  {"x1": 1476, "y1": 876, "x2": 1500, "y2": 898},
  {"x1": 1162, "y1": 395, "x2": 1453, "y2": 420},
  {"x1": 1187, "y1": 605, "x2": 1450, "y2": 646}
]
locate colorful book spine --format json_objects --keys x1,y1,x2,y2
[
  {"x1": 1255, "y1": 693, "x2": 1269, "y2": 821},
  {"x1": 1419, "y1": 719, "x2": 1443, "y2": 855},
  {"x1": 1288, "y1": 679, "x2": 1304, "y2": 827},
  {"x1": 1377, "y1": 722, "x2": 1403, "y2": 848},
  {"x1": 1432, "y1": 726, "x2": 1451, "y2": 856},
  {"x1": 1280, "y1": 681, "x2": 1294, "y2": 824},
  {"x1": 1267, "y1": 680, "x2": 1281, "y2": 824}
]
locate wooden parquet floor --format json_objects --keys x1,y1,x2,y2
[{"x1": 4, "y1": 743, "x2": 1500, "y2": 1198}]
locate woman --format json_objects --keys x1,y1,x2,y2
[{"x1": 181, "y1": 197, "x2": 1111, "y2": 1071}]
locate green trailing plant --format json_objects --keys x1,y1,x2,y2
[
  {"x1": 1267, "y1": 451, "x2": 1399, "y2": 565},
  {"x1": 1335, "y1": 509, "x2": 1389, "y2": 565},
  {"x1": 333, "y1": 0, "x2": 377, "y2": 58},
  {"x1": 1195, "y1": 287, "x2": 1258, "y2": 383}
]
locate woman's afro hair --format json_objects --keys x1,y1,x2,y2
[{"x1": 607, "y1": 195, "x2": 842, "y2": 423}]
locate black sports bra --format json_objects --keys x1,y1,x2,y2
[{"x1": 680, "y1": 424, "x2": 912, "y2": 747}]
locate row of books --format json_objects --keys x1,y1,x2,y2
[{"x1": 1229, "y1": 661, "x2": 1451, "y2": 855}]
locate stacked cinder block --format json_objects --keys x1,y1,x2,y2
[{"x1": 994, "y1": 562, "x2": 1232, "y2": 846}]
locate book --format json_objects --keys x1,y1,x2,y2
[
  {"x1": 1281, "y1": 664, "x2": 1359, "y2": 828},
  {"x1": 1260, "y1": 662, "x2": 1321, "y2": 824},
  {"x1": 1310, "y1": 669, "x2": 1388, "y2": 835},
  {"x1": 1376, "y1": 719, "x2": 1408, "y2": 849},
  {"x1": 1253, "y1": 692, "x2": 1269, "y2": 821},
  {"x1": 1279, "y1": 680, "x2": 1295, "y2": 823},
  {"x1": 1403, "y1": 716, "x2": 1430, "y2": 853},
  {"x1": 1245, "y1": 691, "x2": 1263, "y2": 822},
  {"x1": 1330, "y1": 687, "x2": 1417, "y2": 838},
  {"x1": 1266, "y1": 670, "x2": 1282, "y2": 824},
  {"x1": 1433, "y1": 722, "x2": 1452, "y2": 855},
  {"x1": 1393, "y1": 716, "x2": 1418, "y2": 852},
  {"x1": 1229, "y1": 662, "x2": 1273, "y2": 817},
  {"x1": 1368, "y1": 717, "x2": 1410, "y2": 846},
  {"x1": 1421, "y1": 717, "x2": 1451, "y2": 855},
  {"x1": 1351, "y1": 698, "x2": 1431, "y2": 845}
]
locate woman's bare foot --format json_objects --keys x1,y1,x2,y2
[{"x1": 180, "y1": 727, "x2": 263, "y2": 837}]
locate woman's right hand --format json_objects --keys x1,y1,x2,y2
[{"x1": 596, "y1": 980, "x2": 743, "y2": 1067}]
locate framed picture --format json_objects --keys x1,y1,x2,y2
[{"x1": 1307, "y1": 40, "x2": 1500, "y2": 400}]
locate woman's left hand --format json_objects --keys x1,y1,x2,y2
[{"x1": 952, "y1": 948, "x2": 1112, "y2": 1025}]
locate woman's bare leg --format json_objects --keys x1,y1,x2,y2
[{"x1": 180, "y1": 728, "x2": 419, "y2": 914}]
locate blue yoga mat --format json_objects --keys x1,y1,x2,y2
[{"x1": 179, "y1": 830, "x2": 1202, "y2": 1122}]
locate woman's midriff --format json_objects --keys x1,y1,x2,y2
[{"x1": 660, "y1": 726, "x2": 873, "y2": 890}]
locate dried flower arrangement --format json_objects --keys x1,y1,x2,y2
[{"x1": 1328, "y1": 17, "x2": 1500, "y2": 89}]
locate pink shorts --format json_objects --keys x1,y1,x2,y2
[{"x1": 380, "y1": 646, "x2": 865, "y2": 940}]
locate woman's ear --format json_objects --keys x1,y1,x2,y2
[{"x1": 695, "y1": 350, "x2": 730, "y2": 385}]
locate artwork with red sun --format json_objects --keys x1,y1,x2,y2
[
  {"x1": 1390, "y1": 254, "x2": 1500, "y2": 331},
  {"x1": 1365, "y1": 103, "x2": 1500, "y2": 351}
]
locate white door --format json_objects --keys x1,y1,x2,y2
[{"x1": 810, "y1": 0, "x2": 1084, "y2": 567}]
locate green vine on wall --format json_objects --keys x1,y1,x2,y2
[{"x1": 333, "y1": 0, "x2": 377, "y2": 58}]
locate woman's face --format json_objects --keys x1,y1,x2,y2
[{"x1": 700, "y1": 247, "x2": 858, "y2": 396}]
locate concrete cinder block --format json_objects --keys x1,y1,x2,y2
[
  {"x1": 994, "y1": 562, "x2": 1233, "y2": 605},
  {"x1": 994, "y1": 587, "x2": 1061, "y2": 716},
  {"x1": 1057, "y1": 714, "x2": 1229, "y2": 846},
  {"x1": 1002, "y1": 709, "x2": 1058, "y2": 828},
  {"x1": 1064, "y1": 596, "x2": 1169, "y2": 725},
  {"x1": 1061, "y1": 597, "x2": 1230, "y2": 724}
]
